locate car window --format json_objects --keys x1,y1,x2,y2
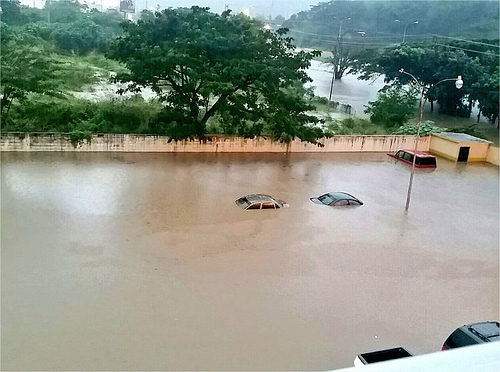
[
  {"x1": 248, "y1": 203, "x2": 261, "y2": 210},
  {"x1": 236, "y1": 197, "x2": 251, "y2": 209},
  {"x1": 335, "y1": 200, "x2": 349, "y2": 206},
  {"x1": 319, "y1": 194, "x2": 335, "y2": 205},
  {"x1": 418, "y1": 157, "x2": 437, "y2": 166},
  {"x1": 403, "y1": 152, "x2": 413, "y2": 162},
  {"x1": 396, "y1": 151, "x2": 403, "y2": 158},
  {"x1": 445, "y1": 330, "x2": 476, "y2": 348},
  {"x1": 349, "y1": 200, "x2": 361, "y2": 206},
  {"x1": 261, "y1": 202, "x2": 275, "y2": 209}
]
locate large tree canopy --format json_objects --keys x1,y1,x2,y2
[
  {"x1": 108, "y1": 7, "x2": 322, "y2": 142},
  {"x1": 352, "y1": 43, "x2": 491, "y2": 118},
  {"x1": 0, "y1": 25, "x2": 61, "y2": 116}
]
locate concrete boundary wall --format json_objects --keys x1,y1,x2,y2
[{"x1": 0, "y1": 133, "x2": 430, "y2": 153}]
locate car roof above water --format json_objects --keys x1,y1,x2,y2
[
  {"x1": 400, "y1": 149, "x2": 436, "y2": 158},
  {"x1": 466, "y1": 322, "x2": 500, "y2": 341},
  {"x1": 326, "y1": 192, "x2": 358, "y2": 201},
  {"x1": 244, "y1": 194, "x2": 278, "y2": 203}
]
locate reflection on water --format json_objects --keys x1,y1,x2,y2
[{"x1": 1, "y1": 152, "x2": 498, "y2": 370}]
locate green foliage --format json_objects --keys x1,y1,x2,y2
[
  {"x1": 324, "y1": 117, "x2": 385, "y2": 135},
  {"x1": 44, "y1": 0, "x2": 86, "y2": 24},
  {"x1": 0, "y1": 0, "x2": 23, "y2": 25},
  {"x1": 364, "y1": 89, "x2": 417, "y2": 128},
  {"x1": 0, "y1": 25, "x2": 62, "y2": 115},
  {"x1": 2, "y1": 95, "x2": 162, "y2": 134},
  {"x1": 69, "y1": 129, "x2": 92, "y2": 147},
  {"x1": 108, "y1": 7, "x2": 323, "y2": 142},
  {"x1": 353, "y1": 42, "x2": 497, "y2": 120},
  {"x1": 392, "y1": 121, "x2": 444, "y2": 136}
]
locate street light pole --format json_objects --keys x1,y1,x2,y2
[
  {"x1": 403, "y1": 20, "x2": 418, "y2": 43},
  {"x1": 399, "y1": 68, "x2": 463, "y2": 212},
  {"x1": 395, "y1": 19, "x2": 418, "y2": 43}
]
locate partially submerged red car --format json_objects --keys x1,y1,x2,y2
[{"x1": 388, "y1": 149, "x2": 437, "y2": 168}]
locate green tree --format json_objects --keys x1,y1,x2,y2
[
  {"x1": 364, "y1": 88, "x2": 417, "y2": 128},
  {"x1": 44, "y1": 0, "x2": 86, "y2": 24},
  {"x1": 0, "y1": 26, "x2": 60, "y2": 117},
  {"x1": 0, "y1": 0, "x2": 22, "y2": 25},
  {"x1": 353, "y1": 43, "x2": 483, "y2": 117},
  {"x1": 108, "y1": 7, "x2": 321, "y2": 142}
]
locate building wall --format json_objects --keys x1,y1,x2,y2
[
  {"x1": 466, "y1": 142, "x2": 490, "y2": 162},
  {"x1": 486, "y1": 146, "x2": 499, "y2": 166},
  {"x1": 0, "y1": 133, "x2": 430, "y2": 153},
  {"x1": 429, "y1": 136, "x2": 459, "y2": 161}
]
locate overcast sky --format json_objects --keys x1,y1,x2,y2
[{"x1": 21, "y1": 0, "x2": 320, "y2": 18}]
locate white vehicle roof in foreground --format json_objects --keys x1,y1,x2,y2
[{"x1": 332, "y1": 342, "x2": 500, "y2": 372}]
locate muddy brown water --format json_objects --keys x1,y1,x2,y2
[{"x1": 1, "y1": 152, "x2": 498, "y2": 370}]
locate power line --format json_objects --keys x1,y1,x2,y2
[
  {"x1": 434, "y1": 43, "x2": 500, "y2": 57},
  {"x1": 432, "y1": 34, "x2": 500, "y2": 48}
]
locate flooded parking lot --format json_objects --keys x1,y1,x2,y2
[{"x1": 1, "y1": 152, "x2": 498, "y2": 370}]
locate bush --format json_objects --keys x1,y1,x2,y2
[
  {"x1": 365, "y1": 89, "x2": 418, "y2": 128},
  {"x1": 324, "y1": 117, "x2": 385, "y2": 135},
  {"x1": 392, "y1": 120, "x2": 445, "y2": 136}
]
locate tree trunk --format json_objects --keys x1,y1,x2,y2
[
  {"x1": 477, "y1": 109, "x2": 481, "y2": 123},
  {"x1": 430, "y1": 100, "x2": 434, "y2": 113}
]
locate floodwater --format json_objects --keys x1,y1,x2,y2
[
  {"x1": 1, "y1": 152, "x2": 498, "y2": 370},
  {"x1": 306, "y1": 60, "x2": 386, "y2": 117}
]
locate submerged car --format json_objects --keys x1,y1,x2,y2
[
  {"x1": 235, "y1": 194, "x2": 288, "y2": 210},
  {"x1": 310, "y1": 192, "x2": 363, "y2": 207},
  {"x1": 388, "y1": 149, "x2": 437, "y2": 168},
  {"x1": 442, "y1": 321, "x2": 499, "y2": 350}
]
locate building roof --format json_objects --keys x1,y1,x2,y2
[{"x1": 435, "y1": 132, "x2": 490, "y2": 143}]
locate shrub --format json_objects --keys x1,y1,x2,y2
[{"x1": 392, "y1": 120, "x2": 445, "y2": 136}]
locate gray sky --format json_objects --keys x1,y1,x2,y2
[{"x1": 22, "y1": 0, "x2": 320, "y2": 18}]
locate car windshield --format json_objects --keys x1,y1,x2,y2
[
  {"x1": 318, "y1": 194, "x2": 336, "y2": 205},
  {"x1": 236, "y1": 197, "x2": 251, "y2": 209}
]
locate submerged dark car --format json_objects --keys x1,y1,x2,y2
[
  {"x1": 235, "y1": 194, "x2": 289, "y2": 210},
  {"x1": 442, "y1": 321, "x2": 499, "y2": 350},
  {"x1": 310, "y1": 192, "x2": 363, "y2": 207}
]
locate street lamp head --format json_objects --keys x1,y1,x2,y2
[
  {"x1": 455, "y1": 75, "x2": 464, "y2": 89},
  {"x1": 414, "y1": 20, "x2": 419, "y2": 24},
  {"x1": 399, "y1": 68, "x2": 405, "y2": 73}
]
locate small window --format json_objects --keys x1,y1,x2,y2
[
  {"x1": 335, "y1": 200, "x2": 349, "y2": 206},
  {"x1": 396, "y1": 151, "x2": 404, "y2": 158},
  {"x1": 261, "y1": 202, "x2": 275, "y2": 209},
  {"x1": 248, "y1": 203, "x2": 261, "y2": 210},
  {"x1": 349, "y1": 200, "x2": 361, "y2": 206}
]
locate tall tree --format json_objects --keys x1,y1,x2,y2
[
  {"x1": 0, "y1": 0, "x2": 22, "y2": 25},
  {"x1": 109, "y1": 7, "x2": 321, "y2": 142},
  {"x1": 0, "y1": 26, "x2": 60, "y2": 116},
  {"x1": 352, "y1": 43, "x2": 482, "y2": 117}
]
